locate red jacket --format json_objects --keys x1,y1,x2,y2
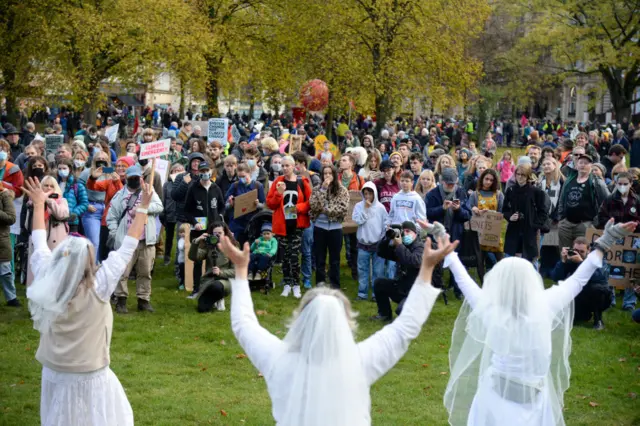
[
  {"x1": 338, "y1": 172, "x2": 364, "y2": 191},
  {"x1": 266, "y1": 175, "x2": 312, "y2": 236},
  {"x1": 1, "y1": 161, "x2": 23, "y2": 198}
]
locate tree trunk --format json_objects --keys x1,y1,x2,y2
[
  {"x1": 3, "y1": 68, "x2": 19, "y2": 126},
  {"x1": 375, "y1": 93, "x2": 391, "y2": 137},
  {"x1": 179, "y1": 77, "x2": 186, "y2": 119},
  {"x1": 476, "y1": 97, "x2": 488, "y2": 142},
  {"x1": 206, "y1": 63, "x2": 220, "y2": 118}
]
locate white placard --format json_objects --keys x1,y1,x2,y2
[
  {"x1": 208, "y1": 118, "x2": 228, "y2": 143},
  {"x1": 155, "y1": 158, "x2": 169, "y2": 187},
  {"x1": 139, "y1": 138, "x2": 170, "y2": 159},
  {"x1": 583, "y1": 112, "x2": 589, "y2": 123},
  {"x1": 105, "y1": 123, "x2": 119, "y2": 143},
  {"x1": 605, "y1": 112, "x2": 612, "y2": 124}
]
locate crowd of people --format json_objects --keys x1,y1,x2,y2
[{"x1": 1, "y1": 111, "x2": 640, "y2": 424}]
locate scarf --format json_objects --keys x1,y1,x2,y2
[{"x1": 438, "y1": 184, "x2": 457, "y2": 231}]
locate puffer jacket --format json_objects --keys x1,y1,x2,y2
[{"x1": 59, "y1": 175, "x2": 88, "y2": 225}]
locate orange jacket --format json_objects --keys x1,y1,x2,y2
[
  {"x1": 338, "y1": 172, "x2": 364, "y2": 191},
  {"x1": 266, "y1": 175, "x2": 312, "y2": 236},
  {"x1": 87, "y1": 176, "x2": 124, "y2": 225},
  {"x1": 1, "y1": 161, "x2": 23, "y2": 198}
]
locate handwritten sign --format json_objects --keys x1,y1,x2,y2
[
  {"x1": 45, "y1": 135, "x2": 65, "y2": 156},
  {"x1": 342, "y1": 191, "x2": 363, "y2": 234},
  {"x1": 234, "y1": 189, "x2": 258, "y2": 218},
  {"x1": 139, "y1": 138, "x2": 170, "y2": 159},
  {"x1": 231, "y1": 124, "x2": 241, "y2": 143},
  {"x1": 586, "y1": 228, "x2": 640, "y2": 289},
  {"x1": 469, "y1": 211, "x2": 503, "y2": 248},
  {"x1": 289, "y1": 135, "x2": 302, "y2": 153},
  {"x1": 208, "y1": 118, "x2": 228, "y2": 144},
  {"x1": 105, "y1": 123, "x2": 119, "y2": 143}
]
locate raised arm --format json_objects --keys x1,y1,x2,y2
[
  {"x1": 443, "y1": 251, "x2": 482, "y2": 309},
  {"x1": 21, "y1": 178, "x2": 52, "y2": 277},
  {"x1": 358, "y1": 233, "x2": 457, "y2": 385}
]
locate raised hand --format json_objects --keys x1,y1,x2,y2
[
  {"x1": 421, "y1": 234, "x2": 459, "y2": 271},
  {"x1": 218, "y1": 235, "x2": 250, "y2": 279},
  {"x1": 21, "y1": 177, "x2": 50, "y2": 205}
]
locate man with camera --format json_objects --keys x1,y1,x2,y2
[
  {"x1": 551, "y1": 237, "x2": 610, "y2": 330},
  {"x1": 372, "y1": 221, "x2": 424, "y2": 321}
]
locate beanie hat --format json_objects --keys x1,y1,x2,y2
[
  {"x1": 261, "y1": 223, "x2": 272, "y2": 233},
  {"x1": 401, "y1": 221, "x2": 417, "y2": 234},
  {"x1": 116, "y1": 156, "x2": 136, "y2": 168}
]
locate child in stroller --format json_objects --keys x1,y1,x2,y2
[
  {"x1": 249, "y1": 223, "x2": 278, "y2": 280},
  {"x1": 244, "y1": 210, "x2": 278, "y2": 291}
]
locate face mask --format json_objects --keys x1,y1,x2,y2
[
  {"x1": 199, "y1": 172, "x2": 211, "y2": 181},
  {"x1": 402, "y1": 235, "x2": 415, "y2": 245},
  {"x1": 31, "y1": 168, "x2": 45, "y2": 179},
  {"x1": 239, "y1": 177, "x2": 247, "y2": 185},
  {"x1": 0, "y1": 151, "x2": 7, "y2": 161},
  {"x1": 127, "y1": 178, "x2": 141, "y2": 190},
  {"x1": 247, "y1": 159, "x2": 256, "y2": 169},
  {"x1": 89, "y1": 134, "x2": 98, "y2": 141},
  {"x1": 271, "y1": 163, "x2": 282, "y2": 172},
  {"x1": 139, "y1": 158, "x2": 149, "y2": 167},
  {"x1": 617, "y1": 184, "x2": 630, "y2": 195},
  {"x1": 92, "y1": 147, "x2": 100, "y2": 155},
  {"x1": 96, "y1": 161, "x2": 108, "y2": 169},
  {"x1": 74, "y1": 160, "x2": 86, "y2": 168},
  {"x1": 58, "y1": 169, "x2": 69, "y2": 178}
]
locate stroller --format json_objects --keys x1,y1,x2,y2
[{"x1": 242, "y1": 210, "x2": 278, "y2": 293}]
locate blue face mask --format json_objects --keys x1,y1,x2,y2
[
  {"x1": 239, "y1": 177, "x2": 247, "y2": 185},
  {"x1": 0, "y1": 151, "x2": 7, "y2": 161},
  {"x1": 247, "y1": 159, "x2": 256, "y2": 169},
  {"x1": 402, "y1": 234, "x2": 415, "y2": 245},
  {"x1": 58, "y1": 169, "x2": 69, "y2": 178},
  {"x1": 199, "y1": 172, "x2": 211, "y2": 181}
]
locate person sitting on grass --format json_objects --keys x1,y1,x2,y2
[
  {"x1": 218, "y1": 225, "x2": 456, "y2": 426},
  {"x1": 249, "y1": 223, "x2": 278, "y2": 280}
]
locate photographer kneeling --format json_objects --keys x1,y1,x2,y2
[
  {"x1": 551, "y1": 236, "x2": 610, "y2": 330},
  {"x1": 372, "y1": 221, "x2": 424, "y2": 321},
  {"x1": 189, "y1": 222, "x2": 236, "y2": 313}
]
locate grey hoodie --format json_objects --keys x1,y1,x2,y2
[{"x1": 352, "y1": 181, "x2": 388, "y2": 245}]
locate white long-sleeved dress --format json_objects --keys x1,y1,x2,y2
[
  {"x1": 444, "y1": 250, "x2": 604, "y2": 426},
  {"x1": 230, "y1": 277, "x2": 441, "y2": 425}
]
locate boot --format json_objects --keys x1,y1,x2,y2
[
  {"x1": 137, "y1": 298, "x2": 155, "y2": 312},
  {"x1": 593, "y1": 311, "x2": 604, "y2": 330},
  {"x1": 115, "y1": 297, "x2": 128, "y2": 314}
]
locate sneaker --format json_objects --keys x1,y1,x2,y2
[
  {"x1": 293, "y1": 285, "x2": 302, "y2": 299},
  {"x1": 6, "y1": 298, "x2": 21, "y2": 307},
  {"x1": 354, "y1": 295, "x2": 368, "y2": 301},
  {"x1": 137, "y1": 298, "x2": 155, "y2": 313},
  {"x1": 178, "y1": 284, "x2": 185, "y2": 291},
  {"x1": 622, "y1": 305, "x2": 635, "y2": 312},
  {"x1": 317, "y1": 281, "x2": 326, "y2": 288},
  {"x1": 303, "y1": 279, "x2": 312, "y2": 289},
  {"x1": 215, "y1": 299, "x2": 226, "y2": 311},
  {"x1": 115, "y1": 297, "x2": 128, "y2": 314},
  {"x1": 281, "y1": 285, "x2": 292, "y2": 297},
  {"x1": 163, "y1": 257, "x2": 171, "y2": 267},
  {"x1": 187, "y1": 292, "x2": 199, "y2": 300},
  {"x1": 370, "y1": 314, "x2": 391, "y2": 322},
  {"x1": 593, "y1": 320, "x2": 605, "y2": 330},
  {"x1": 110, "y1": 294, "x2": 117, "y2": 305}
]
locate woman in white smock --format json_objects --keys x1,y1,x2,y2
[
  {"x1": 217, "y1": 229, "x2": 457, "y2": 426},
  {"x1": 22, "y1": 177, "x2": 155, "y2": 426}
]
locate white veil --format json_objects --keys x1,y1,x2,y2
[
  {"x1": 27, "y1": 236, "x2": 94, "y2": 333},
  {"x1": 271, "y1": 290, "x2": 369, "y2": 426},
  {"x1": 444, "y1": 257, "x2": 573, "y2": 426}
]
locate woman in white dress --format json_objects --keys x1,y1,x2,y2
[
  {"x1": 22, "y1": 176, "x2": 153, "y2": 426},
  {"x1": 433, "y1": 218, "x2": 636, "y2": 426},
  {"x1": 217, "y1": 229, "x2": 457, "y2": 426}
]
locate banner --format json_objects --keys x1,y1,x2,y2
[
  {"x1": 44, "y1": 135, "x2": 65, "y2": 156},
  {"x1": 585, "y1": 228, "x2": 640, "y2": 289},
  {"x1": 208, "y1": 118, "x2": 228, "y2": 143},
  {"x1": 342, "y1": 191, "x2": 363, "y2": 234},
  {"x1": 105, "y1": 123, "x2": 119, "y2": 143},
  {"x1": 469, "y1": 211, "x2": 503, "y2": 248},
  {"x1": 139, "y1": 139, "x2": 170, "y2": 159}
]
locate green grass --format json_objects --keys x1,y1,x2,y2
[{"x1": 1, "y1": 252, "x2": 639, "y2": 426}]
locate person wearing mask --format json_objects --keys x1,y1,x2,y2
[
  {"x1": 171, "y1": 152, "x2": 206, "y2": 222},
  {"x1": 56, "y1": 158, "x2": 88, "y2": 234},
  {"x1": 266, "y1": 155, "x2": 312, "y2": 299},
  {"x1": 108, "y1": 165, "x2": 163, "y2": 313},
  {"x1": 267, "y1": 153, "x2": 283, "y2": 184},
  {"x1": 0, "y1": 182, "x2": 19, "y2": 306},
  {"x1": 557, "y1": 153, "x2": 609, "y2": 248},
  {"x1": 502, "y1": 164, "x2": 548, "y2": 263},
  {"x1": 537, "y1": 157, "x2": 565, "y2": 277},
  {"x1": 242, "y1": 145, "x2": 269, "y2": 191},
  {"x1": 0, "y1": 139, "x2": 24, "y2": 199},
  {"x1": 551, "y1": 237, "x2": 610, "y2": 329},
  {"x1": 160, "y1": 163, "x2": 185, "y2": 266},
  {"x1": 225, "y1": 163, "x2": 266, "y2": 244},
  {"x1": 425, "y1": 167, "x2": 472, "y2": 298},
  {"x1": 77, "y1": 152, "x2": 110, "y2": 259},
  {"x1": 183, "y1": 161, "x2": 225, "y2": 298},
  {"x1": 309, "y1": 165, "x2": 349, "y2": 289},
  {"x1": 374, "y1": 160, "x2": 400, "y2": 213}
]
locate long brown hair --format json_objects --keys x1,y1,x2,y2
[
  {"x1": 476, "y1": 169, "x2": 499, "y2": 192},
  {"x1": 322, "y1": 165, "x2": 340, "y2": 196}
]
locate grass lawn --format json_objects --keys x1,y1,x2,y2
[{"x1": 1, "y1": 145, "x2": 639, "y2": 425}]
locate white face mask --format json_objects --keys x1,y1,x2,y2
[
  {"x1": 74, "y1": 159, "x2": 86, "y2": 168},
  {"x1": 617, "y1": 184, "x2": 630, "y2": 195}
]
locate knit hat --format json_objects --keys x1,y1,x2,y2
[
  {"x1": 441, "y1": 167, "x2": 458, "y2": 184},
  {"x1": 592, "y1": 163, "x2": 606, "y2": 176},
  {"x1": 389, "y1": 151, "x2": 402, "y2": 162},
  {"x1": 431, "y1": 148, "x2": 446, "y2": 158},
  {"x1": 261, "y1": 223, "x2": 272, "y2": 233},
  {"x1": 116, "y1": 156, "x2": 136, "y2": 168},
  {"x1": 517, "y1": 156, "x2": 532, "y2": 166},
  {"x1": 125, "y1": 165, "x2": 143, "y2": 177},
  {"x1": 72, "y1": 140, "x2": 87, "y2": 152},
  {"x1": 401, "y1": 221, "x2": 417, "y2": 234},
  {"x1": 309, "y1": 158, "x2": 322, "y2": 174}
]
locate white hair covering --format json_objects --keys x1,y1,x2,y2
[
  {"x1": 271, "y1": 292, "x2": 369, "y2": 425},
  {"x1": 27, "y1": 236, "x2": 94, "y2": 333},
  {"x1": 444, "y1": 257, "x2": 573, "y2": 426},
  {"x1": 346, "y1": 146, "x2": 368, "y2": 167}
]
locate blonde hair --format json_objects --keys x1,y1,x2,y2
[
  {"x1": 539, "y1": 157, "x2": 563, "y2": 185},
  {"x1": 41, "y1": 175, "x2": 62, "y2": 195},
  {"x1": 223, "y1": 155, "x2": 238, "y2": 165},
  {"x1": 91, "y1": 151, "x2": 111, "y2": 168},
  {"x1": 415, "y1": 169, "x2": 436, "y2": 197},
  {"x1": 291, "y1": 287, "x2": 358, "y2": 333},
  {"x1": 261, "y1": 137, "x2": 279, "y2": 152},
  {"x1": 435, "y1": 154, "x2": 457, "y2": 176},
  {"x1": 501, "y1": 150, "x2": 514, "y2": 165},
  {"x1": 178, "y1": 223, "x2": 190, "y2": 235},
  {"x1": 612, "y1": 162, "x2": 628, "y2": 176}
]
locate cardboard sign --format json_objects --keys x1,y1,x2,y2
[
  {"x1": 342, "y1": 191, "x2": 363, "y2": 234},
  {"x1": 234, "y1": 189, "x2": 258, "y2": 218},
  {"x1": 139, "y1": 139, "x2": 170, "y2": 159},
  {"x1": 469, "y1": 211, "x2": 503, "y2": 248},
  {"x1": 155, "y1": 158, "x2": 169, "y2": 187},
  {"x1": 585, "y1": 228, "x2": 640, "y2": 289},
  {"x1": 289, "y1": 135, "x2": 302, "y2": 153},
  {"x1": 105, "y1": 123, "x2": 119, "y2": 143},
  {"x1": 45, "y1": 135, "x2": 64, "y2": 156},
  {"x1": 231, "y1": 124, "x2": 241, "y2": 143},
  {"x1": 208, "y1": 118, "x2": 228, "y2": 143}
]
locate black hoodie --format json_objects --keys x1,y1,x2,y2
[{"x1": 171, "y1": 152, "x2": 205, "y2": 222}]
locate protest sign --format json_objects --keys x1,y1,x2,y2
[
  {"x1": 582, "y1": 112, "x2": 589, "y2": 124},
  {"x1": 105, "y1": 124, "x2": 119, "y2": 143},
  {"x1": 585, "y1": 228, "x2": 640, "y2": 289},
  {"x1": 289, "y1": 135, "x2": 302, "y2": 153},
  {"x1": 231, "y1": 124, "x2": 241, "y2": 143},
  {"x1": 155, "y1": 158, "x2": 169, "y2": 187},
  {"x1": 342, "y1": 191, "x2": 363, "y2": 234},
  {"x1": 208, "y1": 118, "x2": 228, "y2": 143},
  {"x1": 45, "y1": 135, "x2": 64, "y2": 156},
  {"x1": 139, "y1": 139, "x2": 170, "y2": 159},
  {"x1": 469, "y1": 211, "x2": 503, "y2": 248},
  {"x1": 234, "y1": 189, "x2": 258, "y2": 218}
]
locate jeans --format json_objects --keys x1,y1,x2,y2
[
  {"x1": 314, "y1": 227, "x2": 343, "y2": 288},
  {"x1": 0, "y1": 262, "x2": 16, "y2": 302},
  {"x1": 250, "y1": 253, "x2": 272, "y2": 273},
  {"x1": 81, "y1": 201, "x2": 104, "y2": 261},
  {"x1": 357, "y1": 249, "x2": 384, "y2": 298},
  {"x1": 623, "y1": 288, "x2": 637, "y2": 309},
  {"x1": 301, "y1": 224, "x2": 314, "y2": 283}
]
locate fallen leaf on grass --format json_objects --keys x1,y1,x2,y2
[
  {"x1": 257, "y1": 373, "x2": 264, "y2": 378},
  {"x1": 18, "y1": 380, "x2": 24, "y2": 385},
  {"x1": 194, "y1": 337, "x2": 200, "y2": 341},
  {"x1": 619, "y1": 358, "x2": 627, "y2": 362},
  {"x1": 25, "y1": 347, "x2": 31, "y2": 351},
  {"x1": 236, "y1": 353, "x2": 247, "y2": 359},
  {"x1": 607, "y1": 386, "x2": 613, "y2": 389},
  {"x1": 256, "y1": 310, "x2": 268, "y2": 316},
  {"x1": 220, "y1": 409, "x2": 228, "y2": 416},
  {"x1": 629, "y1": 392, "x2": 637, "y2": 399},
  {"x1": 201, "y1": 367, "x2": 208, "y2": 372},
  {"x1": 576, "y1": 395, "x2": 587, "y2": 399},
  {"x1": 439, "y1": 372, "x2": 448, "y2": 375},
  {"x1": 589, "y1": 401, "x2": 599, "y2": 407},
  {"x1": 220, "y1": 340, "x2": 226, "y2": 346},
  {"x1": 422, "y1": 364, "x2": 429, "y2": 368},
  {"x1": 275, "y1": 330, "x2": 282, "y2": 335}
]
